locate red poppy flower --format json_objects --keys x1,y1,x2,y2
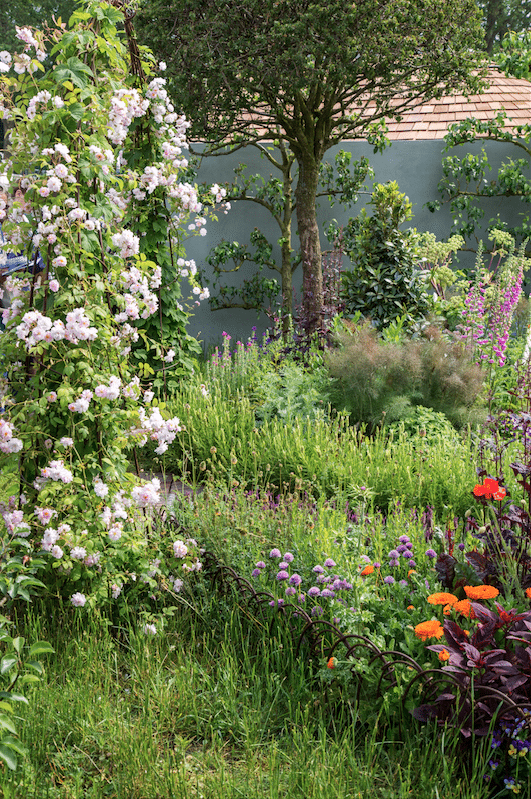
[{"x1": 473, "y1": 477, "x2": 506, "y2": 501}]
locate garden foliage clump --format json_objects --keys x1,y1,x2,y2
[{"x1": 326, "y1": 321, "x2": 486, "y2": 431}]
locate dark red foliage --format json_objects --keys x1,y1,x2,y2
[{"x1": 412, "y1": 604, "x2": 531, "y2": 738}]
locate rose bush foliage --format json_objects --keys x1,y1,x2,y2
[{"x1": 0, "y1": 1, "x2": 216, "y2": 621}]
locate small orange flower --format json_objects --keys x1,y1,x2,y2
[
  {"x1": 407, "y1": 569, "x2": 416, "y2": 577},
  {"x1": 453, "y1": 599, "x2": 475, "y2": 619},
  {"x1": 327, "y1": 657, "x2": 337, "y2": 669},
  {"x1": 464, "y1": 585, "x2": 499, "y2": 601},
  {"x1": 443, "y1": 604, "x2": 453, "y2": 615},
  {"x1": 438, "y1": 649, "x2": 450, "y2": 662},
  {"x1": 407, "y1": 605, "x2": 414, "y2": 611},
  {"x1": 360, "y1": 564, "x2": 374, "y2": 577},
  {"x1": 526, "y1": 588, "x2": 531, "y2": 600},
  {"x1": 427, "y1": 592, "x2": 458, "y2": 606},
  {"x1": 414, "y1": 620, "x2": 444, "y2": 641}
]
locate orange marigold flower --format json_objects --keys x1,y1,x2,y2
[
  {"x1": 327, "y1": 657, "x2": 337, "y2": 669},
  {"x1": 427, "y1": 592, "x2": 458, "y2": 606},
  {"x1": 526, "y1": 588, "x2": 531, "y2": 600},
  {"x1": 414, "y1": 620, "x2": 444, "y2": 641},
  {"x1": 443, "y1": 604, "x2": 453, "y2": 615},
  {"x1": 464, "y1": 585, "x2": 499, "y2": 600},
  {"x1": 438, "y1": 649, "x2": 450, "y2": 662},
  {"x1": 360, "y1": 564, "x2": 374, "y2": 577},
  {"x1": 453, "y1": 599, "x2": 475, "y2": 619},
  {"x1": 407, "y1": 605, "x2": 414, "y2": 611}
]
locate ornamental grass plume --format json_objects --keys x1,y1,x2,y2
[
  {"x1": 427, "y1": 592, "x2": 458, "y2": 606},
  {"x1": 414, "y1": 620, "x2": 444, "y2": 641},
  {"x1": 464, "y1": 585, "x2": 500, "y2": 600}
]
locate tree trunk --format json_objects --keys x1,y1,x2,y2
[
  {"x1": 295, "y1": 155, "x2": 322, "y2": 334},
  {"x1": 280, "y1": 233, "x2": 292, "y2": 336}
]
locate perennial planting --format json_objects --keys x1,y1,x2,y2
[{"x1": 2, "y1": 2, "x2": 531, "y2": 796}]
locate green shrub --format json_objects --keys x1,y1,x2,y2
[
  {"x1": 385, "y1": 405, "x2": 460, "y2": 446},
  {"x1": 326, "y1": 322, "x2": 486, "y2": 431},
  {"x1": 333, "y1": 182, "x2": 430, "y2": 330}
]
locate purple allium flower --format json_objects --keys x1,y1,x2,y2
[
  {"x1": 408, "y1": 560, "x2": 416, "y2": 568},
  {"x1": 399, "y1": 580, "x2": 408, "y2": 587},
  {"x1": 388, "y1": 550, "x2": 399, "y2": 559},
  {"x1": 283, "y1": 552, "x2": 294, "y2": 562},
  {"x1": 285, "y1": 586, "x2": 296, "y2": 596},
  {"x1": 308, "y1": 586, "x2": 321, "y2": 598},
  {"x1": 279, "y1": 561, "x2": 289, "y2": 570},
  {"x1": 389, "y1": 559, "x2": 399, "y2": 568},
  {"x1": 402, "y1": 550, "x2": 413, "y2": 559},
  {"x1": 360, "y1": 554, "x2": 371, "y2": 563},
  {"x1": 324, "y1": 558, "x2": 336, "y2": 568},
  {"x1": 289, "y1": 573, "x2": 302, "y2": 587},
  {"x1": 458, "y1": 543, "x2": 465, "y2": 551},
  {"x1": 316, "y1": 574, "x2": 330, "y2": 584},
  {"x1": 332, "y1": 579, "x2": 342, "y2": 590},
  {"x1": 270, "y1": 548, "x2": 281, "y2": 558},
  {"x1": 298, "y1": 594, "x2": 306, "y2": 603},
  {"x1": 312, "y1": 565, "x2": 324, "y2": 574},
  {"x1": 276, "y1": 570, "x2": 289, "y2": 581},
  {"x1": 256, "y1": 561, "x2": 266, "y2": 569},
  {"x1": 398, "y1": 535, "x2": 411, "y2": 544},
  {"x1": 311, "y1": 605, "x2": 324, "y2": 617},
  {"x1": 251, "y1": 568, "x2": 261, "y2": 578},
  {"x1": 425, "y1": 549, "x2": 437, "y2": 559},
  {"x1": 320, "y1": 588, "x2": 335, "y2": 599},
  {"x1": 397, "y1": 545, "x2": 407, "y2": 554},
  {"x1": 384, "y1": 576, "x2": 395, "y2": 585}
]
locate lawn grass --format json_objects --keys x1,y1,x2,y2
[{"x1": 3, "y1": 594, "x2": 493, "y2": 799}]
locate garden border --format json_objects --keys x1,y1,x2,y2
[{"x1": 202, "y1": 550, "x2": 531, "y2": 740}]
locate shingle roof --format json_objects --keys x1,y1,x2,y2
[{"x1": 381, "y1": 68, "x2": 531, "y2": 141}]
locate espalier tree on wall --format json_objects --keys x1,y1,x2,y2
[
  {"x1": 199, "y1": 146, "x2": 373, "y2": 333},
  {"x1": 136, "y1": 0, "x2": 487, "y2": 333}
]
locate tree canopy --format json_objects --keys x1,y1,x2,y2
[
  {"x1": 136, "y1": 0, "x2": 487, "y2": 331},
  {"x1": 0, "y1": 1, "x2": 73, "y2": 53},
  {"x1": 478, "y1": 0, "x2": 531, "y2": 54}
]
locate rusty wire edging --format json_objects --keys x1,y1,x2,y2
[{"x1": 201, "y1": 550, "x2": 531, "y2": 740}]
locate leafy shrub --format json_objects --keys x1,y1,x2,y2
[
  {"x1": 326, "y1": 322, "x2": 486, "y2": 431},
  {"x1": 385, "y1": 406, "x2": 460, "y2": 446},
  {"x1": 332, "y1": 182, "x2": 430, "y2": 330},
  {"x1": 253, "y1": 360, "x2": 333, "y2": 426}
]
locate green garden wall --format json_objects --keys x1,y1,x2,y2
[{"x1": 183, "y1": 136, "x2": 527, "y2": 348}]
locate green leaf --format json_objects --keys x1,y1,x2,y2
[
  {"x1": 12, "y1": 638, "x2": 24, "y2": 655},
  {"x1": 28, "y1": 642, "x2": 54, "y2": 658},
  {"x1": 0, "y1": 716, "x2": 17, "y2": 735},
  {"x1": 0, "y1": 743, "x2": 18, "y2": 771},
  {"x1": 0, "y1": 658, "x2": 17, "y2": 675}
]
